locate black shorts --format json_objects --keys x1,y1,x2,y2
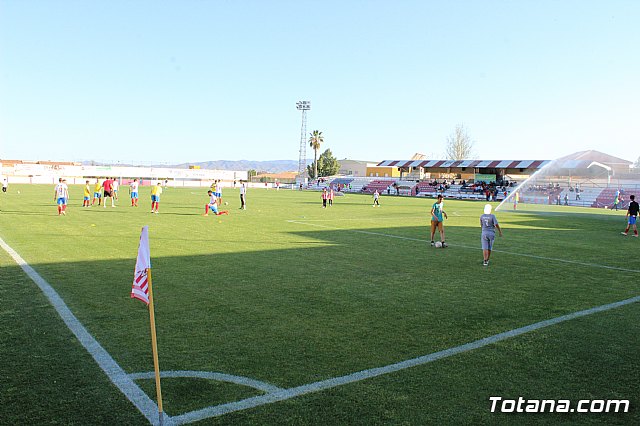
[
  {"x1": 2, "y1": 187, "x2": 6, "y2": 193},
  {"x1": 104, "y1": 190, "x2": 113, "y2": 197}
]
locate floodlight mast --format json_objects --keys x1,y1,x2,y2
[{"x1": 296, "y1": 101, "x2": 311, "y2": 181}]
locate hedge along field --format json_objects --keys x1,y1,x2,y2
[{"x1": 0, "y1": 183, "x2": 638, "y2": 425}]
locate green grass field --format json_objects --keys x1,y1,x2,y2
[{"x1": 0, "y1": 184, "x2": 638, "y2": 425}]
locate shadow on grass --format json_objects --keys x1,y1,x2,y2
[{"x1": 2, "y1": 220, "x2": 639, "y2": 422}]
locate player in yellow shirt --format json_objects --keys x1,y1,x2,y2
[
  {"x1": 150, "y1": 182, "x2": 163, "y2": 213},
  {"x1": 83, "y1": 180, "x2": 91, "y2": 207},
  {"x1": 92, "y1": 179, "x2": 103, "y2": 206}
]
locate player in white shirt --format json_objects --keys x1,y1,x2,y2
[
  {"x1": 215, "y1": 181, "x2": 223, "y2": 205},
  {"x1": 204, "y1": 190, "x2": 229, "y2": 217},
  {"x1": 112, "y1": 178, "x2": 119, "y2": 201},
  {"x1": 53, "y1": 178, "x2": 69, "y2": 215},
  {"x1": 129, "y1": 179, "x2": 139, "y2": 207},
  {"x1": 240, "y1": 182, "x2": 247, "y2": 210}
]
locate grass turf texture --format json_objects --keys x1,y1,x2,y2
[{"x1": 0, "y1": 184, "x2": 638, "y2": 424}]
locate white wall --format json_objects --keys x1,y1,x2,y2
[{"x1": 1, "y1": 163, "x2": 248, "y2": 186}]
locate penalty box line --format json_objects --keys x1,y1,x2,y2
[
  {"x1": 172, "y1": 292, "x2": 640, "y2": 423},
  {"x1": 0, "y1": 236, "x2": 169, "y2": 425},
  {"x1": 286, "y1": 220, "x2": 640, "y2": 274}
]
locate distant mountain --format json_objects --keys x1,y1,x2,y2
[{"x1": 174, "y1": 160, "x2": 311, "y2": 173}]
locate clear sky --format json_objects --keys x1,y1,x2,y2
[{"x1": 1, "y1": 0, "x2": 638, "y2": 165}]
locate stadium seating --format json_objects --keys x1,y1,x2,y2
[
  {"x1": 592, "y1": 188, "x2": 629, "y2": 209},
  {"x1": 329, "y1": 178, "x2": 354, "y2": 192},
  {"x1": 394, "y1": 180, "x2": 418, "y2": 196},
  {"x1": 414, "y1": 181, "x2": 437, "y2": 197},
  {"x1": 343, "y1": 178, "x2": 374, "y2": 192},
  {"x1": 361, "y1": 179, "x2": 396, "y2": 194}
]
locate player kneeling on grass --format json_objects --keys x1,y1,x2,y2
[
  {"x1": 480, "y1": 204, "x2": 503, "y2": 266},
  {"x1": 204, "y1": 190, "x2": 229, "y2": 216},
  {"x1": 430, "y1": 194, "x2": 448, "y2": 247}
]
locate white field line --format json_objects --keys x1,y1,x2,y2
[
  {"x1": 129, "y1": 371, "x2": 284, "y2": 394},
  {"x1": 5, "y1": 227, "x2": 639, "y2": 425},
  {"x1": 0, "y1": 237, "x2": 170, "y2": 426},
  {"x1": 291, "y1": 216, "x2": 427, "y2": 222},
  {"x1": 286, "y1": 220, "x2": 640, "y2": 274},
  {"x1": 171, "y1": 295, "x2": 640, "y2": 423}
]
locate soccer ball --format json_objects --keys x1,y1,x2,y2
[
  {"x1": 224, "y1": 202, "x2": 228, "y2": 205},
  {"x1": 434, "y1": 241, "x2": 443, "y2": 248}
]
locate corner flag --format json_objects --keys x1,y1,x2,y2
[
  {"x1": 130, "y1": 225, "x2": 164, "y2": 423},
  {"x1": 131, "y1": 226, "x2": 151, "y2": 304}
]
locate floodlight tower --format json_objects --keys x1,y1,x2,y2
[{"x1": 296, "y1": 101, "x2": 311, "y2": 180}]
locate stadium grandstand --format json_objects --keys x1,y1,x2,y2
[{"x1": 311, "y1": 150, "x2": 638, "y2": 209}]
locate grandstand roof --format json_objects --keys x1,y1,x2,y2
[
  {"x1": 378, "y1": 151, "x2": 631, "y2": 172},
  {"x1": 377, "y1": 159, "x2": 551, "y2": 169},
  {"x1": 554, "y1": 150, "x2": 632, "y2": 167}
]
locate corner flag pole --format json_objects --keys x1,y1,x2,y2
[{"x1": 147, "y1": 267, "x2": 164, "y2": 424}]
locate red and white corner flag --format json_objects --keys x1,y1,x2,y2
[
  {"x1": 129, "y1": 225, "x2": 165, "y2": 422},
  {"x1": 131, "y1": 226, "x2": 151, "y2": 304}
]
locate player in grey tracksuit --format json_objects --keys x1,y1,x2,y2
[{"x1": 480, "y1": 204, "x2": 503, "y2": 266}]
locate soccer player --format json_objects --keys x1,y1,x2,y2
[
  {"x1": 513, "y1": 191, "x2": 519, "y2": 210},
  {"x1": 54, "y1": 178, "x2": 69, "y2": 215},
  {"x1": 103, "y1": 177, "x2": 115, "y2": 208},
  {"x1": 83, "y1": 180, "x2": 91, "y2": 207},
  {"x1": 322, "y1": 188, "x2": 328, "y2": 208},
  {"x1": 112, "y1": 178, "x2": 119, "y2": 201},
  {"x1": 92, "y1": 179, "x2": 102, "y2": 205},
  {"x1": 2, "y1": 177, "x2": 7, "y2": 193},
  {"x1": 329, "y1": 188, "x2": 335, "y2": 206},
  {"x1": 621, "y1": 194, "x2": 639, "y2": 237},
  {"x1": 215, "y1": 180, "x2": 223, "y2": 205},
  {"x1": 150, "y1": 182, "x2": 163, "y2": 213},
  {"x1": 373, "y1": 190, "x2": 380, "y2": 207},
  {"x1": 130, "y1": 179, "x2": 139, "y2": 207},
  {"x1": 480, "y1": 204, "x2": 503, "y2": 266},
  {"x1": 204, "y1": 190, "x2": 229, "y2": 216},
  {"x1": 239, "y1": 182, "x2": 247, "y2": 210},
  {"x1": 430, "y1": 194, "x2": 448, "y2": 247}
]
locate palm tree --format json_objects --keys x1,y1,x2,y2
[{"x1": 308, "y1": 130, "x2": 324, "y2": 179}]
